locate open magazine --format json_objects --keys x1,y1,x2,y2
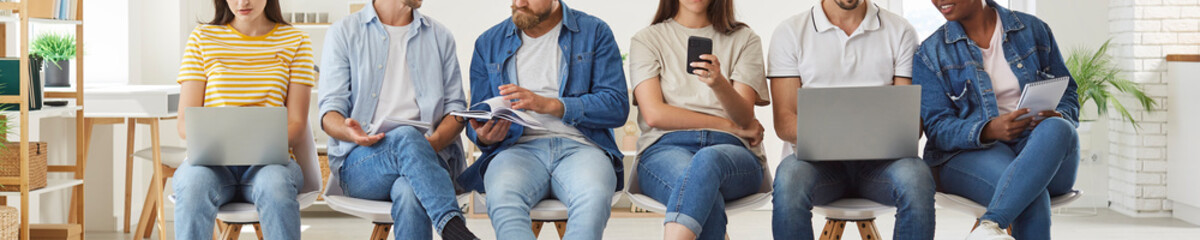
[
  {"x1": 366, "y1": 119, "x2": 432, "y2": 135},
  {"x1": 450, "y1": 96, "x2": 545, "y2": 130}
]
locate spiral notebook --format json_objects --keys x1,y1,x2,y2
[{"x1": 1016, "y1": 77, "x2": 1071, "y2": 120}]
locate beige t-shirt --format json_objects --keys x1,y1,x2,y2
[{"x1": 629, "y1": 19, "x2": 771, "y2": 163}]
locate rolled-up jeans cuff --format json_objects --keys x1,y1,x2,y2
[
  {"x1": 433, "y1": 211, "x2": 464, "y2": 234},
  {"x1": 663, "y1": 212, "x2": 703, "y2": 236}
]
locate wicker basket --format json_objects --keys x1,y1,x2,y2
[
  {"x1": 0, "y1": 142, "x2": 48, "y2": 192},
  {"x1": 0, "y1": 206, "x2": 15, "y2": 240}
]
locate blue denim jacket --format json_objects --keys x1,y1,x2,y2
[
  {"x1": 318, "y1": 6, "x2": 467, "y2": 175},
  {"x1": 913, "y1": 1, "x2": 1078, "y2": 167},
  {"x1": 460, "y1": 1, "x2": 629, "y2": 193}
]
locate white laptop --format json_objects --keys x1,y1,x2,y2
[
  {"x1": 185, "y1": 107, "x2": 291, "y2": 166},
  {"x1": 794, "y1": 86, "x2": 921, "y2": 161}
]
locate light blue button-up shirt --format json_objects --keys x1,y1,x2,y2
[{"x1": 318, "y1": 5, "x2": 467, "y2": 175}]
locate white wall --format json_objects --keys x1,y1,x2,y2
[{"x1": 1037, "y1": 0, "x2": 1112, "y2": 208}]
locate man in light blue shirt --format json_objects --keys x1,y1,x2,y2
[{"x1": 317, "y1": 0, "x2": 477, "y2": 239}]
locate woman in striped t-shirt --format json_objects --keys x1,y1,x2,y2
[{"x1": 172, "y1": 0, "x2": 314, "y2": 239}]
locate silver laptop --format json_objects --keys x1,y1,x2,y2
[
  {"x1": 795, "y1": 86, "x2": 921, "y2": 161},
  {"x1": 185, "y1": 107, "x2": 290, "y2": 166}
]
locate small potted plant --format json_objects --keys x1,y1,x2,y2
[
  {"x1": 30, "y1": 33, "x2": 75, "y2": 88},
  {"x1": 1067, "y1": 39, "x2": 1158, "y2": 127}
]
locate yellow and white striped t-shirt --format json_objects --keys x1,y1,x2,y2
[{"x1": 177, "y1": 24, "x2": 316, "y2": 107}]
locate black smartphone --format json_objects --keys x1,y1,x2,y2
[{"x1": 686, "y1": 36, "x2": 713, "y2": 75}]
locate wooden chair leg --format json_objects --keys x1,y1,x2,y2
[
  {"x1": 222, "y1": 223, "x2": 243, "y2": 240},
  {"x1": 531, "y1": 221, "x2": 545, "y2": 238},
  {"x1": 214, "y1": 220, "x2": 225, "y2": 240},
  {"x1": 370, "y1": 224, "x2": 391, "y2": 240},
  {"x1": 855, "y1": 219, "x2": 881, "y2": 240},
  {"x1": 819, "y1": 219, "x2": 847, "y2": 240},
  {"x1": 553, "y1": 221, "x2": 567, "y2": 239},
  {"x1": 253, "y1": 223, "x2": 264, "y2": 240},
  {"x1": 135, "y1": 178, "x2": 159, "y2": 240}
]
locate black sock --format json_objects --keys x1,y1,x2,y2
[{"x1": 441, "y1": 216, "x2": 478, "y2": 240}]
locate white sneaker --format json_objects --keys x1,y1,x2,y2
[{"x1": 965, "y1": 220, "x2": 1015, "y2": 240}]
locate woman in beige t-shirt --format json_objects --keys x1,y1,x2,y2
[{"x1": 628, "y1": 0, "x2": 770, "y2": 239}]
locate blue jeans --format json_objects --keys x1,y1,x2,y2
[
  {"x1": 772, "y1": 155, "x2": 936, "y2": 240},
  {"x1": 939, "y1": 117, "x2": 1079, "y2": 239},
  {"x1": 483, "y1": 137, "x2": 616, "y2": 240},
  {"x1": 637, "y1": 131, "x2": 763, "y2": 240},
  {"x1": 340, "y1": 126, "x2": 463, "y2": 239},
  {"x1": 173, "y1": 161, "x2": 303, "y2": 240}
]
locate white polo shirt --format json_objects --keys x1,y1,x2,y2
[{"x1": 767, "y1": 3, "x2": 918, "y2": 87}]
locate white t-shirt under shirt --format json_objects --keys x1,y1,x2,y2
[
  {"x1": 513, "y1": 23, "x2": 593, "y2": 146},
  {"x1": 371, "y1": 24, "x2": 422, "y2": 129},
  {"x1": 629, "y1": 19, "x2": 771, "y2": 163},
  {"x1": 767, "y1": 3, "x2": 918, "y2": 87},
  {"x1": 767, "y1": 3, "x2": 918, "y2": 157},
  {"x1": 980, "y1": 12, "x2": 1021, "y2": 115}
]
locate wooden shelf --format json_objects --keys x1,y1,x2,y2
[
  {"x1": 0, "y1": 16, "x2": 82, "y2": 25},
  {"x1": 0, "y1": 104, "x2": 81, "y2": 119},
  {"x1": 2, "y1": 0, "x2": 86, "y2": 239},
  {"x1": 1167, "y1": 54, "x2": 1200, "y2": 62},
  {"x1": 0, "y1": 179, "x2": 84, "y2": 197},
  {"x1": 0, "y1": 95, "x2": 20, "y2": 103},
  {"x1": 0, "y1": 2, "x2": 17, "y2": 11}
]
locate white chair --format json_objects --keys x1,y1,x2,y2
[
  {"x1": 168, "y1": 125, "x2": 322, "y2": 240},
  {"x1": 323, "y1": 173, "x2": 473, "y2": 240},
  {"x1": 624, "y1": 163, "x2": 773, "y2": 237},
  {"x1": 129, "y1": 146, "x2": 186, "y2": 239},
  {"x1": 811, "y1": 198, "x2": 896, "y2": 240},
  {"x1": 935, "y1": 190, "x2": 1083, "y2": 234},
  {"x1": 475, "y1": 192, "x2": 622, "y2": 239}
]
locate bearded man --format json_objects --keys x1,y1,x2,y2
[{"x1": 460, "y1": 0, "x2": 630, "y2": 239}]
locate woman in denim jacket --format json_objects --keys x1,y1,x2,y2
[{"x1": 913, "y1": 0, "x2": 1079, "y2": 239}]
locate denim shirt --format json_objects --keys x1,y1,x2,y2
[
  {"x1": 913, "y1": 1, "x2": 1078, "y2": 167},
  {"x1": 318, "y1": 6, "x2": 468, "y2": 175},
  {"x1": 460, "y1": 1, "x2": 629, "y2": 193}
]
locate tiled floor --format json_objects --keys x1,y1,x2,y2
[{"x1": 87, "y1": 207, "x2": 1200, "y2": 239}]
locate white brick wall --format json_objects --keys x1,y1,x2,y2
[{"x1": 1107, "y1": 0, "x2": 1198, "y2": 217}]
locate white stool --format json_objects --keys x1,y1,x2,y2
[
  {"x1": 935, "y1": 190, "x2": 1082, "y2": 234},
  {"x1": 625, "y1": 165, "x2": 773, "y2": 238},
  {"x1": 129, "y1": 146, "x2": 186, "y2": 239},
  {"x1": 324, "y1": 174, "x2": 472, "y2": 240},
  {"x1": 476, "y1": 193, "x2": 622, "y2": 239},
  {"x1": 812, "y1": 198, "x2": 896, "y2": 240}
]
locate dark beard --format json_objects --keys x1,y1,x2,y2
[
  {"x1": 511, "y1": 5, "x2": 552, "y2": 30},
  {"x1": 835, "y1": 0, "x2": 859, "y2": 10},
  {"x1": 403, "y1": 0, "x2": 422, "y2": 9}
]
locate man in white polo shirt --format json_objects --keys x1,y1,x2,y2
[{"x1": 767, "y1": 0, "x2": 935, "y2": 239}]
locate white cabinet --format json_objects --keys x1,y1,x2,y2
[{"x1": 1167, "y1": 55, "x2": 1200, "y2": 225}]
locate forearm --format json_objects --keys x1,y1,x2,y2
[
  {"x1": 642, "y1": 103, "x2": 738, "y2": 133},
  {"x1": 321, "y1": 112, "x2": 355, "y2": 143},
  {"x1": 287, "y1": 120, "x2": 307, "y2": 148},
  {"x1": 710, "y1": 81, "x2": 756, "y2": 128},
  {"x1": 429, "y1": 114, "x2": 464, "y2": 151},
  {"x1": 774, "y1": 112, "x2": 797, "y2": 144}
]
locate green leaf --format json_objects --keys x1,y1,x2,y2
[
  {"x1": 1066, "y1": 39, "x2": 1159, "y2": 131},
  {"x1": 30, "y1": 32, "x2": 76, "y2": 64}
]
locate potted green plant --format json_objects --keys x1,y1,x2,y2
[
  {"x1": 1067, "y1": 39, "x2": 1158, "y2": 128},
  {"x1": 30, "y1": 33, "x2": 75, "y2": 88}
]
